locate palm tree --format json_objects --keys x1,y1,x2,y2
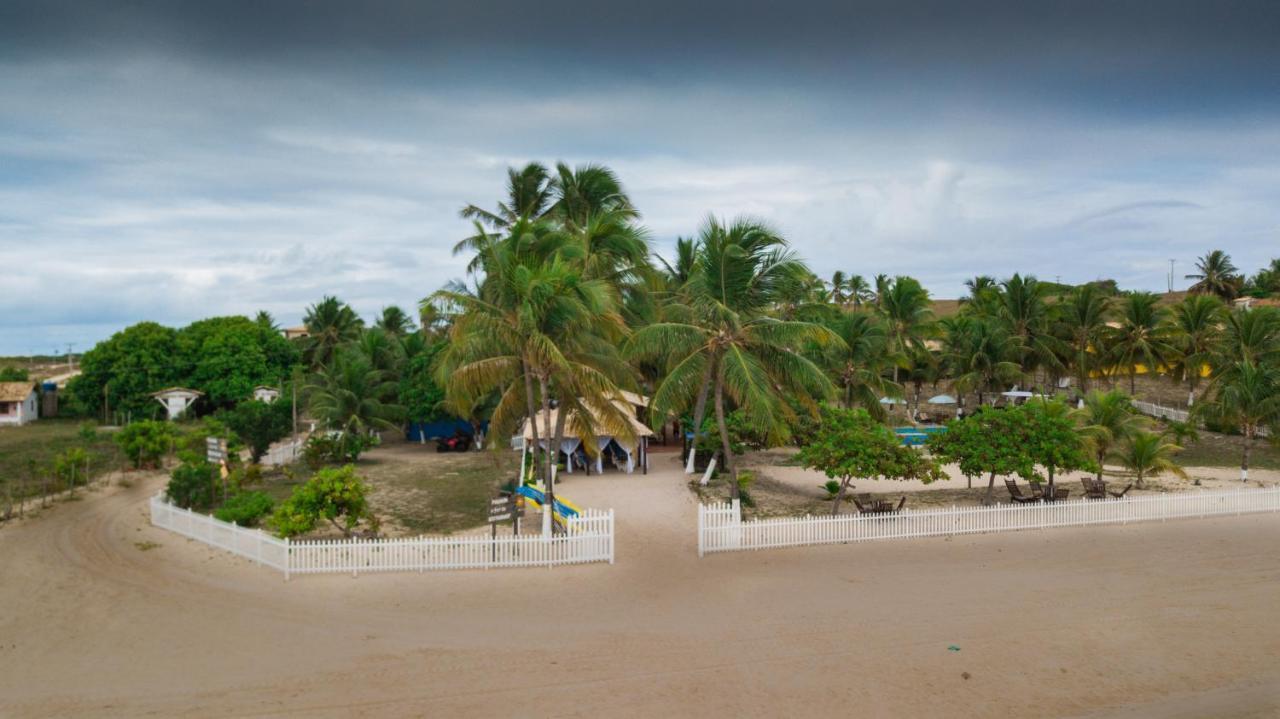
[
  {"x1": 847, "y1": 274, "x2": 873, "y2": 308},
  {"x1": 550, "y1": 162, "x2": 636, "y2": 225},
  {"x1": 459, "y1": 161, "x2": 553, "y2": 231},
  {"x1": 828, "y1": 271, "x2": 849, "y2": 305},
  {"x1": 375, "y1": 306, "x2": 416, "y2": 338},
  {"x1": 1185, "y1": 250, "x2": 1242, "y2": 300},
  {"x1": 877, "y1": 276, "x2": 933, "y2": 383},
  {"x1": 1054, "y1": 284, "x2": 1111, "y2": 394},
  {"x1": 995, "y1": 274, "x2": 1062, "y2": 381},
  {"x1": 254, "y1": 310, "x2": 279, "y2": 332},
  {"x1": 355, "y1": 327, "x2": 407, "y2": 386},
  {"x1": 1196, "y1": 359, "x2": 1280, "y2": 482},
  {"x1": 961, "y1": 275, "x2": 998, "y2": 308},
  {"x1": 302, "y1": 296, "x2": 364, "y2": 369},
  {"x1": 1218, "y1": 305, "x2": 1280, "y2": 366},
  {"x1": 657, "y1": 237, "x2": 698, "y2": 291},
  {"x1": 823, "y1": 311, "x2": 899, "y2": 419},
  {"x1": 1072, "y1": 389, "x2": 1148, "y2": 485},
  {"x1": 1105, "y1": 292, "x2": 1173, "y2": 394},
  {"x1": 1113, "y1": 430, "x2": 1186, "y2": 489},
  {"x1": 1166, "y1": 294, "x2": 1225, "y2": 406},
  {"x1": 307, "y1": 348, "x2": 405, "y2": 447},
  {"x1": 940, "y1": 316, "x2": 1021, "y2": 407},
  {"x1": 625, "y1": 216, "x2": 839, "y2": 492}
]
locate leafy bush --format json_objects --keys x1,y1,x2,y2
[
  {"x1": 114, "y1": 420, "x2": 178, "y2": 468},
  {"x1": 270, "y1": 465, "x2": 375, "y2": 538},
  {"x1": 214, "y1": 491, "x2": 274, "y2": 526},
  {"x1": 54, "y1": 447, "x2": 90, "y2": 492},
  {"x1": 736, "y1": 471, "x2": 756, "y2": 508},
  {"x1": 0, "y1": 366, "x2": 29, "y2": 381},
  {"x1": 302, "y1": 432, "x2": 376, "y2": 467},
  {"x1": 166, "y1": 459, "x2": 218, "y2": 510},
  {"x1": 820, "y1": 479, "x2": 841, "y2": 500},
  {"x1": 221, "y1": 399, "x2": 292, "y2": 463},
  {"x1": 77, "y1": 422, "x2": 99, "y2": 443}
]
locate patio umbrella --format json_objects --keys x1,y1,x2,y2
[
  {"x1": 1001, "y1": 391, "x2": 1034, "y2": 399},
  {"x1": 879, "y1": 397, "x2": 905, "y2": 405},
  {"x1": 927, "y1": 394, "x2": 957, "y2": 405}
]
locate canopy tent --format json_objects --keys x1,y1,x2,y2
[
  {"x1": 879, "y1": 396, "x2": 906, "y2": 405},
  {"x1": 926, "y1": 394, "x2": 957, "y2": 405},
  {"x1": 1001, "y1": 391, "x2": 1034, "y2": 398},
  {"x1": 517, "y1": 398, "x2": 656, "y2": 475}
]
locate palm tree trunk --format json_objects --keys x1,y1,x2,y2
[
  {"x1": 522, "y1": 363, "x2": 541, "y2": 485},
  {"x1": 714, "y1": 375, "x2": 736, "y2": 498},
  {"x1": 539, "y1": 375, "x2": 553, "y2": 488},
  {"x1": 685, "y1": 358, "x2": 714, "y2": 474},
  {"x1": 1241, "y1": 428, "x2": 1253, "y2": 482},
  {"x1": 1096, "y1": 450, "x2": 1105, "y2": 485}
]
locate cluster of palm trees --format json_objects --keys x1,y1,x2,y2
[{"x1": 433, "y1": 163, "x2": 1279, "y2": 493}]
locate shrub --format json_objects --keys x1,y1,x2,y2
[
  {"x1": 302, "y1": 432, "x2": 376, "y2": 468},
  {"x1": 820, "y1": 479, "x2": 841, "y2": 500},
  {"x1": 0, "y1": 366, "x2": 29, "y2": 381},
  {"x1": 221, "y1": 400, "x2": 292, "y2": 463},
  {"x1": 214, "y1": 491, "x2": 274, "y2": 527},
  {"x1": 166, "y1": 459, "x2": 218, "y2": 510},
  {"x1": 54, "y1": 447, "x2": 90, "y2": 493},
  {"x1": 114, "y1": 420, "x2": 178, "y2": 469},
  {"x1": 270, "y1": 465, "x2": 374, "y2": 538}
]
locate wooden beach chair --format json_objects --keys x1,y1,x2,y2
[
  {"x1": 1108, "y1": 483, "x2": 1134, "y2": 498},
  {"x1": 1005, "y1": 480, "x2": 1041, "y2": 504},
  {"x1": 1082, "y1": 478, "x2": 1107, "y2": 500}
]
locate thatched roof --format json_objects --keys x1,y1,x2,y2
[{"x1": 0, "y1": 382, "x2": 35, "y2": 402}]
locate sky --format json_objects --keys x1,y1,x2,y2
[{"x1": 2, "y1": 0, "x2": 1279, "y2": 356}]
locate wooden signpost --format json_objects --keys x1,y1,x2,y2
[
  {"x1": 206, "y1": 437, "x2": 229, "y2": 500},
  {"x1": 488, "y1": 495, "x2": 524, "y2": 561}
]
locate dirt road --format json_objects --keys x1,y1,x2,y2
[{"x1": 2, "y1": 460, "x2": 1279, "y2": 717}]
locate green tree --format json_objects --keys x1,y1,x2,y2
[
  {"x1": 1185, "y1": 249, "x2": 1242, "y2": 300},
  {"x1": 53, "y1": 447, "x2": 90, "y2": 496},
  {"x1": 1166, "y1": 294, "x2": 1225, "y2": 406},
  {"x1": 876, "y1": 276, "x2": 933, "y2": 384},
  {"x1": 271, "y1": 465, "x2": 375, "y2": 538},
  {"x1": 306, "y1": 349, "x2": 404, "y2": 460},
  {"x1": 1104, "y1": 292, "x2": 1173, "y2": 394},
  {"x1": 797, "y1": 406, "x2": 943, "y2": 514},
  {"x1": 1021, "y1": 400, "x2": 1094, "y2": 496},
  {"x1": 626, "y1": 216, "x2": 839, "y2": 493},
  {"x1": 1054, "y1": 284, "x2": 1111, "y2": 394},
  {"x1": 1218, "y1": 306, "x2": 1280, "y2": 367},
  {"x1": 375, "y1": 306, "x2": 416, "y2": 338},
  {"x1": 940, "y1": 316, "x2": 1022, "y2": 407},
  {"x1": 1071, "y1": 390, "x2": 1148, "y2": 485},
  {"x1": 70, "y1": 321, "x2": 180, "y2": 419},
  {"x1": 1196, "y1": 359, "x2": 1280, "y2": 482},
  {"x1": 1113, "y1": 430, "x2": 1186, "y2": 489},
  {"x1": 927, "y1": 406, "x2": 1034, "y2": 504},
  {"x1": 301, "y1": 296, "x2": 364, "y2": 369},
  {"x1": 176, "y1": 316, "x2": 299, "y2": 409},
  {"x1": 995, "y1": 274, "x2": 1062, "y2": 380},
  {"x1": 822, "y1": 311, "x2": 899, "y2": 419},
  {"x1": 221, "y1": 400, "x2": 292, "y2": 463},
  {"x1": 0, "y1": 366, "x2": 28, "y2": 381},
  {"x1": 114, "y1": 420, "x2": 178, "y2": 469},
  {"x1": 166, "y1": 458, "x2": 219, "y2": 510},
  {"x1": 399, "y1": 339, "x2": 449, "y2": 423}
]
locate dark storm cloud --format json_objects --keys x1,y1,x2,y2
[{"x1": 1, "y1": 1, "x2": 1279, "y2": 354}]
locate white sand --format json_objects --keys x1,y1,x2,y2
[{"x1": 1, "y1": 449, "x2": 1279, "y2": 717}]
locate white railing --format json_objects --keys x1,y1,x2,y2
[
  {"x1": 1131, "y1": 400, "x2": 1191, "y2": 423},
  {"x1": 150, "y1": 494, "x2": 290, "y2": 571},
  {"x1": 261, "y1": 438, "x2": 303, "y2": 466},
  {"x1": 150, "y1": 494, "x2": 614, "y2": 578},
  {"x1": 698, "y1": 487, "x2": 1280, "y2": 556}
]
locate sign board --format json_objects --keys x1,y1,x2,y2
[
  {"x1": 488, "y1": 495, "x2": 524, "y2": 523},
  {"x1": 206, "y1": 437, "x2": 227, "y2": 463}
]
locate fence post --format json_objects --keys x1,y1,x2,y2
[
  {"x1": 284, "y1": 536, "x2": 291, "y2": 581},
  {"x1": 697, "y1": 503, "x2": 704, "y2": 558}
]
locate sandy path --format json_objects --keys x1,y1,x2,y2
[{"x1": 2, "y1": 456, "x2": 1280, "y2": 717}]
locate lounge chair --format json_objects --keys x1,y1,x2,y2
[
  {"x1": 1050, "y1": 487, "x2": 1070, "y2": 502},
  {"x1": 893, "y1": 496, "x2": 906, "y2": 513},
  {"x1": 1108, "y1": 483, "x2": 1134, "y2": 499},
  {"x1": 1082, "y1": 478, "x2": 1107, "y2": 500},
  {"x1": 1005, "y1": 480, "x2": 1041, "y2": 504}
]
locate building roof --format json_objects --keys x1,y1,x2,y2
[
  {"x1": 150, "y1": 387, "x2": 205, "y2": 398},
  {"x1": 0, "y1": 382, "x2": 36, "y2": 402}
]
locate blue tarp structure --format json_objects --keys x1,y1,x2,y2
[
  {"x1": 406, "y1": 419, "x2": 482, "y2": 442},
  {"x1": 894, "y1": 425, "x2": 946, "y2": 447}
]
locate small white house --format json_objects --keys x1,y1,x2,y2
[
  {"x1": 151, "y1": 387, "x2": 204, "y2": 420},
  {"x1": 252, "y1": 385, "x2": 281, "y2": 403},
  {"x1": 0, "y1": 382, "x2": 38, "y2": 426}
]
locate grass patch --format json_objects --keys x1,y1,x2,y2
[
  {"x1": 1175, "y1": 431, "x2": 1280, "y2": 471},
  {"x1": 0, "y1": 419, "x2": 123, "y2": 501},
  {"x1": 134, "y1": 540, "x2": 161, "y2": 551}
]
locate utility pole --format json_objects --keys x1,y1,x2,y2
[
  {"x1": 1168, "y1": 259, "x2": 1176, "y2": 293},
  {"x1": 66, "y1": 343, "x2": 75, "y2": 370}
]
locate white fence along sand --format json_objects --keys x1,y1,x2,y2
[
  {"x1": 698, "y1": 487, "x2": 1280, "y2": 556},
  {"x1": 150, "y1": 494, "x2": 614, "y2": 578}
]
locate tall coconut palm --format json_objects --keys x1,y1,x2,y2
[
  {"x1": 657, "y1": 236, "x2": 698, "y2": 291},
  {"x1": 302, "y1": 296, "x2": 364, "y2": 369},
  {"x1": 847, "y1": 274, "x2": 873, "y2": 308},
  {"x1": 459, "y1": 161, "x2": 553, "y2": 232},
  {"x1": 823, "y1": 311, "x2": 899, "y2": 419},
  {"x1": 1072, "y1": 389, "x2": 1148, "y2": 485},
  {"x1": 961, "y1": 275, "x2": 999, "y2": 311},
  {"x1": 1055, "y1": 284, "x2": 1111, "y2": 394},
  {"x1": 1217, "y1": 306, "x2": 1280, "y2": 366},
  {"x1": 940, "y1": 316, "x2": 1022, "y2": 407},
  {"x1": 550, "y1": 162, "x2": 636, "y2": 225},
  {"x1": 996, "y1": 274, "x2": 1062, "y2": 381},
  {"x1": 1104, "y1": 292, "x2": 1174, "y2": 394},
  {"x1": 828, "y1": 271, "x2": 849, "y2": 306},
  {"x1": 1196, "y1": 359, "x2": 1280, "y2": 482},
  {"x1": 1113, "y1": 430, "x2": 1186, "y2": 489},
  {"x1": 1185, "y1": 249, "x2": 1242, "y2": 300},
  {"x1": 625, "y1": 216, "x2": 839, "y2": 491},
  {"x1": 375, "y1": 305, "x2": 416, "y2": 338},
  {"x1": 877, "y1": 276, "x2": 933, "y2": 383},
  {"x1": 307, "y1": 348, "x2": 405, "y2": 442},
  {"x1": 1166, "y1": 294, "x2": 1225, "y2": 406}
]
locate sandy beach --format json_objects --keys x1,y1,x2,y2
[{"x1": 2, "y1": 453, "x2": 1279, "y2": 717}]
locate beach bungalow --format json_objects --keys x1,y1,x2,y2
[
  {"x1": 252, "y1": 385, "x2": 281, "y2": 403},
  {"x1": 282, "y1": 326, "x2": 310, "y2": 340},
  {"x1": 0, "y1": 382, "x2": 38, "y2": 426},
  {"x1": 517, "y1": 393, "x2": 656, "y2": 475},
  {"x1": 151, "y1": 387, "x2": 203, "y2": 420}
]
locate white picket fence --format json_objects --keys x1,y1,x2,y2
[
  {"x1": 698, "y1": 487, "x2": 1280, "y2": 556},
  {"x1": 261, "y1": 438, "x2": 303, "y2": 466},
  {"x1": 1132, "y1": 400, "x2": 1268, "y2": 437},
  {"x1": 150, "y1": 494, "x2": 614, "y2": 578}
]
